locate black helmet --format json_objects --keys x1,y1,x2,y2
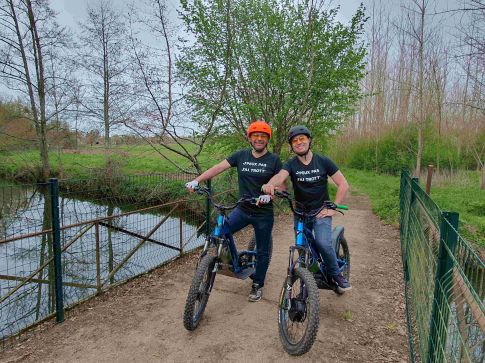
[{"x1": 288, "y1": 125, "x2": 312, "y2": 143}]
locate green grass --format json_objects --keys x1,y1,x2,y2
[
  {"x1": 0, "y1": 144, "x2": 222, "y2": 180},
  {"x1": 343, "y1": 168, "x2": 484, "y2": 248},
  {"x1": 344, "y1": 168, "x2": 401, "y2": 225},
  {"x1": 417, "y1": 169, "x2": 484, "y2": 247}
]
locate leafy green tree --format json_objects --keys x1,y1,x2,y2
[{"x1": 178, "y1": 0, "x2": 367, "y2": 154}]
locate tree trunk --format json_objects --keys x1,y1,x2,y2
[
  {"x1": 415, "y1": 127, "x2": 423, "y2": 176},
  {"x1": 26, "y1": 0, "x2": 50, "y2": 181},
  {"x1": 415, "y1": 0, "x2": 425, "y2": 178},
  {"x1": 7, "y1": 0, "x2": 50, "y2": 181},
  {"x1": 482, "y1": 163, "x2": 485, "y2": 190}
]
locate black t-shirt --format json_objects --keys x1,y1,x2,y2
[
  {"x1": 283, "y1": 154, "x2": 339, "y2": 211},
  {"x1": 226, "y1": 149, "x2": 282, "y2": 215}
]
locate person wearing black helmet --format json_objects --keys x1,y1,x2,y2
[
  {"x1": 186, "y1": 120, "x2": 283, "y2": 302},
  {"x1": 262, "y1": 125, "x2": 351, "y2": 291}
]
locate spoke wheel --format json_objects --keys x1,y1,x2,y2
[
  {"x1": 278, "y1": 267, "x2": 320, "y2": 356},
  {"x1": 183, "y1": 254, "x2": 216, "y2": 331}
]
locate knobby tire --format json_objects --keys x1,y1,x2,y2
[
  {"x1": 183, "y1": 254, "x2": 217, "y2": 331},
  {"x1": 278, "y1": 267, "x2": 320, "y2": 356},
  {"x1": 338, "y1": 235, "x2": 350, "y2": 279}
]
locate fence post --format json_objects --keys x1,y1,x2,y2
[
  {"x1": 95, "y1": 222, "x2": 101, "y2": 294},
  {"x1": 399, "y1": 171, "x2": 416, "y2": 280},
  {"x1": 401, "y1": 173, "x2": 419, "y2": 362},
  {"x1": 403, "y1": 176, "x2": 419, "y2": 269},
  {"x1": 427, "y1": 211, "x2": 459, "y2": 363},
  {"x1": 49, "y1": 178, "x2": 64, "y2": 323},
  {"x1": 206, "y1": 179, "x2": 212, "y2": 238},
  {"x1": 179, "y1": 217, "x2": 184, "y2": 255}
]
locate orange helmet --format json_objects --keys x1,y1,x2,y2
[{"x1": 247, "y1": 120, "x2": 272, "y2": 139}]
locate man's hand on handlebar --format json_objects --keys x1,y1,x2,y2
[
  {"x1": 261, "y1": 183, "x2": 277, "y2": 196},
  {"x1": 185, "y1": 180, "x2": 199, "y2": 193},
  {"x1": 317, "y1": 208, "x2": 337, "y2": 218},
  {"x1": 256, "y1": 194, "x2": 272, "y2": 206}
]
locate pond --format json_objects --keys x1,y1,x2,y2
[{"x1": 0, "y1": 181, "x2": 205, "y2": 343}]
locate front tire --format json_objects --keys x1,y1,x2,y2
[
  {"x1": 278, "y1": 267, "x2": 320, "y2": 356},
  {"x1": 183, "y1": 254, "x2": 217, "y2": 331}
]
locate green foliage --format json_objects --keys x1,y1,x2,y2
[
  {"x1": 203, "y1": 133, "x2": 247, "y2": 160},
  {"x1": 330, "y1": 123, "x2": 485, "y2": 174},
  {"x1": 178, "y1": 0, "x2": 367, "y2": 155}
]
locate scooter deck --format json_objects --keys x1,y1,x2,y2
[{"x1": 218, "y1": 265, "x2": 255, "y2": 280}]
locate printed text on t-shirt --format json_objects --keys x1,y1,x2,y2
[
  {"x1": 241, "y1": 161, "x2": 268, "y2": 173},
  {"x1": 295, "y1": 168, "x2": 321, "y2": 182}
]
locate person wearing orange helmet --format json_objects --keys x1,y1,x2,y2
[{"x1": 185, "y1": 120, "x2": 282, "y2": 302}]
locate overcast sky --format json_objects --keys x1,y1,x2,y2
[
  {"x1": 49, "y1": 0, "x2": 367, "y2": 31},
  {"x1": 49, "y1": 0, "x2": 464, "y2": 30}
]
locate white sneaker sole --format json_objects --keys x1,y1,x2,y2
[
  {"x1": 248, "y1": 295, "x2": 262, "y2": 302},
  {"x1": 336, "y1": 285, "x2": 352, "y2": 293}
]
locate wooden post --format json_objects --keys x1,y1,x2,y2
[{"x1": 425, "y1": 165, "x2": 433, "y2": 195}]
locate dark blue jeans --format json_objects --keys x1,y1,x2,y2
[{"x1": 226, "y1": 207, "x2": 274, "y2": 287}]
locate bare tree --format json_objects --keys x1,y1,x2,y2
[
  {"x1": 76, "y1": 0, "x2": 132, "y2": 150},
  {"x1": 457, "y1": 0, "x2": 485, "y2": 188},
  {"x1": 0, "y1": 0, "x2": 69, "y2": 181},
  {"x1": 406, "y1": 0, "x2": 428, "y2": 176},
  {"x1": 124, "y1": 0, "x2": 230, "y2": 174}
]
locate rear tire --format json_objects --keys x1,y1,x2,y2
[
  {"x1": 335, "y1": 235, "x2": 350, "y2": 295},
  {"x1": 278, "y1": 267, "x2": 320, "y2": 356},
  {"x1": 183, "y1": 254, "x2": 217, "y2": 331},
  {"x1": 337, "y1": 235, "x2": 350, "y2": 279}
]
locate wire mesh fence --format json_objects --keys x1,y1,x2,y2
[
  {"x1": 0, "y1": 173, "x2": 231, "y2": 349},
  {"x1": 400, "y1": 169, "x2": 485, "y2": 362}
]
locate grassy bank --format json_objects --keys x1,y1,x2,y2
[
  {"x1": 345, "y1": 168, "x2": 484, "y2": 248},
  {"x1": 344, "y1": 169, "x2": 401, "y2": 225},
  {"x1": 0, "y1": 145, "x2": 217, "y2": 181}
]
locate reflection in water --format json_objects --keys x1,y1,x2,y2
[{"x1": 0, "y1": 184, "x2": 204, "y2": 342}]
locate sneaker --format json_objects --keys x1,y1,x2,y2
[
  {"x1": 248, "y1": 283, "x2": 263, "y2": 302},
  {"x1": 332, "y1": 274, "x2": 352, "y2": 292}
]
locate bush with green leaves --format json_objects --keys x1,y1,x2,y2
[
  {"x1": 178, "y1": 0, "x2": 367, "y2": 155},
  {"x1": 331, "y1": 123, "x2": 484, "y2": 175}
]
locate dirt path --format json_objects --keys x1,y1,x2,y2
[{"x1": 2, "y1": 194, "x2": 409, "y2": 363}]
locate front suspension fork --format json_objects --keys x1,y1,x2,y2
[{"x1": 206, "y1": 242, "x2": 223, "y2": 293}]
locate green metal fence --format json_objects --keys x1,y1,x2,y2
[
  {"x1": 0, "y1": 173, "x2": 237, "y2": 349},
  {"x1": 400, "y1": 169, "x2": 485, "y2": 362}
]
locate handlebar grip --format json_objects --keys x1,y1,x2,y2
[
  {"x1": 336, "y1": 204, "x2": 349, "y2": 210},
  {"x1": 195, "y1": 186, "x2": 209, "y2": 195},
  {"x1": 274, "y1": 190, "x2": 290, "y2": 198}
]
